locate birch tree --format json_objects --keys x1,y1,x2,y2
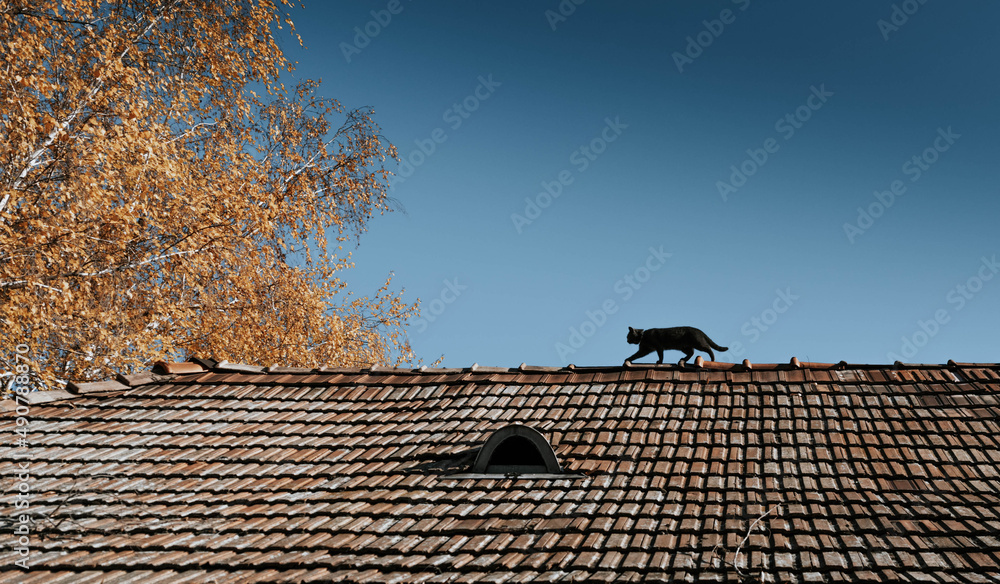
[{"x1": 0, "y1": 0, "x2": 417, "y2": 386}]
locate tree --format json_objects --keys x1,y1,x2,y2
[{"x1": 0, "y1": 0, "x2": 418, "y2": 388}]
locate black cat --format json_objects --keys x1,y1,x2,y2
[{"x1": 624, "y1": 326, "x2": 728, "y2": 366}]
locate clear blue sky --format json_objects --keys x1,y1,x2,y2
[{"x1": 281, "y1": 1, "x2": 999, "y2": 367}]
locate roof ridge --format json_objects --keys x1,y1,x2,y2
[
  {"x1": 144, "y1": 359, "x2": 1000, "y2": 375},
  {"x1": 6, "y1": 359, "x2": 997, "y2": 413}
]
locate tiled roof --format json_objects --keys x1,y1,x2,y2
[{"x1": 3, "y1": 359, "x2": 1000, "y2": 583}]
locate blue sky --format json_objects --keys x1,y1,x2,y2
[{"x1": 281, "y1": 1, "x2": 999, "y2": 367}]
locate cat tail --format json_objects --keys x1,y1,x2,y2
[{"x1": 707, "y1": 338, "x2": 728, "y2": 352}]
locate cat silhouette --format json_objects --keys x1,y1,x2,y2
[{"x1": 624, "y1": 326, "x2": 728, "y2": 366}]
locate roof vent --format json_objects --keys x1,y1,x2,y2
[{"x1": 471, "y1": 424, "x2": 562, "y2": 475}]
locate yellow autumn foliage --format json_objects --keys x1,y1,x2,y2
[{"x1": 0, "y1": 0, "x2": 418, "y2": 386}]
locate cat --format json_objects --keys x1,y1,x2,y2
[{"x1": 624, "y1": 326, "x2": 728, "y2": 366}]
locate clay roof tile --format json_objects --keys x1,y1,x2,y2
[{"x1": 7, "y1": 360, "x2": 1000, "y2": 582}]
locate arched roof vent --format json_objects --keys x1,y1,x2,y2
[{"x1": 470, "y1": 424, "x2": 562, "y2": 475}]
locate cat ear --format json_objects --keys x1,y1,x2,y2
[{"x1": 628, "y1": 326, "x2": 635, "y2": 333}]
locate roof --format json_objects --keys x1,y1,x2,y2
[{"x1": 3, "y1": 358, "x2": 1000, "y2": 583}]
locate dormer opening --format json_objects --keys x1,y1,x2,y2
[{"x1": 488, "y1": 436, "x2": 546, "y2": 470}]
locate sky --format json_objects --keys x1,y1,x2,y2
[{"x1": 279, "y1": 1, "x2": 1000, "y2": 368}]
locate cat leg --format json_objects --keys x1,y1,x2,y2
[
  {"x1": 678, "y1": 348, "x2": 694, "y2": 367},
  {"x1": 705, "y1": 348, "x2": 715, "y2": 362},
  {"x1": 624, "y1": 348, "x2": 652, "y2": 365},
  {"x1": 655, "y1": 349, "x2": 664, "y2": 364}
]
